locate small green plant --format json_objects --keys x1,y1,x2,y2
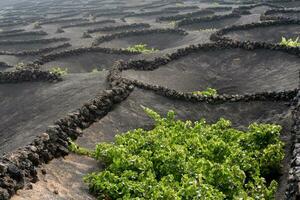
[
  {"x1": 33, "y1": 22, "x2": 41, "y2": 29},
  {"x1": 280, "y1": 36, "x2": 300, "y2": 47},
  {"x1": 15, "y1": 62, "x2": 25, "y2": 70},
  {"x1": 192, "y1": 87, "x2": 218, "y2": 97},
  {"x1": 91, "y1": 68, "x2": 100, "y2": 73},
  {"x1": 79, "y1": 107, "x2": 284, "y2": 199},
  {"x1": 69, "y1": 140, "x2": 92, "y2": 156},
  {"x1": 49, "y1": 67, "x2": 68, "y2": 76},
  {"x1": 175, "y1": 3, "x2": 184, "y2": 7},
  {"x1": 169, "y1": 21, "x2": 176, "y2": 27},
  {"x1": 124, "y1": 44, "x2": 157, "y2": 53},
  {"x1": 91, "y1": 68, "x2": 107, "y2": 73}
]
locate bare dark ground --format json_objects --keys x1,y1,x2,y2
[
  {"x1": 99, "y1": 32, "x2": 189, "y2": 50},
  {"x1": 0, "y1": 72, "x2": 108, "y2": 154},
  {"x1": 123, "y1": 48, "x2": 299, "y2": 94},
  {"x1": 224, "y1": 24, "x2": 300, "y2": 43},
  {"x1": 41, "y1": 52, "x2": 137, "y2": 73},
  {"x1": 265, "y1": 11, "x2": 300, "y2": 20},
  {"x1": 0, "y1": 0, "x2": 299, "y2": 199}
]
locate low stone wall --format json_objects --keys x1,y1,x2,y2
[
  {"x1": 87, "y1": 23, "x2": 150, "y2": 33},
  {"x1": 0, "y1": 29, "x2": 25, "y2": 35},
  {"x1": 0, "y1": 62, "x2": 13, "y2": 69},
  {"x1": 261, "y1": 8, "x2": 300, "y2": 21},
  {"x1": 0, "y1": 22, "x2": 26, "y2": 28},
  {"x1": 162, "y1": 5, "x2": 199, "y2": 11},
  {"x1": 233, "y1": 2, "x2": 282, "y2": 13},
  {"x1": 123, "y1": 10, "x2": 179, "y2": 19},
  {"x1": 205, "y1": 6, "x2": 233, "y2": 12},
  {"x1": 286, "y1": 90, "x2": 300, "y2": 200},
  {"x1": 0, "y1": 31, "x2": 47, "y2": 39},
  {"x1": 157, "y1": 10, "x2": 215, "y2": 22},
  {"x1": 0, "y1": 82, "x2": 133, "y2": 199},
  {"x1": 0, "y1": 37, "x2": 69, "y2": 45},
  {"x1": 0, "y1": 43, "x2": 71, "y2": 56},
  {"x1": 210, "y1": 19, "x2": 300, "y2": 43},
  {"x1": 34, "y1": 47, "x2": 139, "y2": 65},
  {"x1": 92, "y1": 28, "x2": 188, "y2": 46},
  {"x1": 175, "y1": 13, "x2": 241, "y2": 28},
  {"x1": 108, "y1": 59, "x2": 298, "y2": 103},
  {"x1": 0, "y1": 69, "x2": 62, "y2": 83},
  {"x1": 95, "y1": 11, "x2": 134, "y2": 18},
  {"x1": 39, "y1": 18, "x2": 88, "y2": 25},
  {"x1": 60, "y1": 19, "x2": 115, "y2": 29},
  {"x1": 115, "y1": 42, "x2": 300, "y2": 73}
]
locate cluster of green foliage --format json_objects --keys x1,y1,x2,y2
[
  {"x1": 125, "y1": 44, "x2": 157, "y2": 53},
  {"x1": 280, "y1": 37, "x2": 300, "y2": 47},
  {"x1": 49, "y1": 67, "x2": 68, "y2": 76},
  {"x1": 16, "y1": 62, "x2": 25, "y2": 70},
  {"x1": 82, "y1": 108, "x2": 284, "y2": 200},
  {"x1": 33, "y1": 21, "x2": 41, "y2": 29},
  {"x1": 69, "y1": 140, "x2": 92, "y2": 156},
  {"x1": 169, "y1": 21, "x2": 177, "y2": 27},
  {"x1": 192, "y1": 87, "x2": 218, "y2": 97},
  {"x1": 175, "y1": 3, "x2": 184, "y2": 7}
]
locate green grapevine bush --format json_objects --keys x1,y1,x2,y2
[
  {"x1": 280, "y1": 37, "x2": 300, "y2": 47},
  {"x1": 49, "y1": 67, "x2": 68, "y2": 76},
  {"x1": 124, "y1": 44, "x2": 157, "y2": 53},
  {"x1": 192, "y1": 88, "x2": 218, "y2": 97},
  {"x1": 82, "y1": 108, "x2": 284, "y2": 200}
]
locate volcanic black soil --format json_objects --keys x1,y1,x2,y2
[
  {"x1": 0, "y1": 72, "x2": 108, "y2": 154},
  {"x1": 1, "y1": 0, "x2": 299, "y2": 200},
  {"x1": 123, "y1": 48, "x2": 299, "y2": 94},
  {"x1": 223, "y1": 24, "x2": 300, "y2": 43}
]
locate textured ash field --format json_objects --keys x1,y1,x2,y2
[{"x1": 0, "y1": 0, "x2": 299, "y2": 199}]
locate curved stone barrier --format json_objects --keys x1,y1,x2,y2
[
  {"x1": 175, "y1": 13, "x2": 241, "y2": 28},
  {"x1": 261, "y1": 8, "x2": 300, "y2": 21},
  {"x1": 107, "y1": 41, "x2": 300, "y2": 102},
  {"x1": 232, "y1": 3, "x2": 283, "y2": 15},
  {"x1": 162, "y1": 5, "x2": 199, "y2": 11},
  {"x1": 0, "y1": 31, "x2": 47, "y2": 39},
  {"x1": 92, "y1": 28, "x2": 188, "y2": 46},
  {"x1": 87, "y1": 23, "x2": 151, "y2": 34},
  {"x1": 0, "y1": 62, "x2": 13, "y2": 69},
  {"x1": 34, "y1": 47, "x2": 139, "y2": 65},
  {"x1": 0, "y1": 37, "x2": 70, "y2": 45},
  {"x1": 0, "y1": 43, "x2": 71, "y2": 56},
  {"x1": 210, "y1": 19, "x2": 300, "y2": 43},
  {"x1": 157, "y1": 10, "x2": 215, "y2": 22},
  {"x1": 0, "y1": 69, "x2": 62, "y2": 83},
  {"x1": 60, "y1": 19, "x2": 115, "y2": 29},
  {"x1": 95, "y1": 11, "x2": 134, "y2": 18},
  {"x1": 0, "y1": 82, "x2": 133, "y2": 199},
  {"x1": 39, "y1": 18, "x2": 88, "y2": 25},
  {"x1": 0, "y1": 29, "x2": 25, "y2": 35}
]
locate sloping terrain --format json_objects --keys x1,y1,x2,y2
[{"x1": 0, "y1": 0, "x2": 299, "y2": 200}]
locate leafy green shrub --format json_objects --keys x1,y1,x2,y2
[
  {"x1": 279, "y1": 37, "x2": 300, "y2": 47},
  {"x1": 49, "y1": 67, "x2": 68, "y2": 76},
  {"x1": 169, "y1": 21, "x2": 177, "y2": 27},
  {"x1": 124, "y1": 44, "x2": 157, "y2": 53},
  {"x1": 192, "y1": 87, "x2": 218, "y2": 97},
  {"x1": 82, "y1": 108, "x2": 284, "y2": 200}
]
